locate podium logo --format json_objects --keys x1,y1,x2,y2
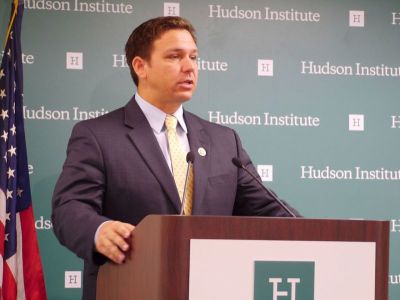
[
  {"x1": 164, "y1": 3, "x2": 179, "y2": 16},
  {"x1": 254, "y1": 261, "x2": 315, "y2": 300},
  {"x1": 349, "y1": 11, "x2": 365, "y2": 27},
  {"x1": 65, "y1": 271, "x2": 81, "y2": 288}
]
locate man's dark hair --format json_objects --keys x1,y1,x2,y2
[{"x1": 125, "y1": 16, "x2": 197, "y2": 86}]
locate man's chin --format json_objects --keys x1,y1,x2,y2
[{"x1": 175, "y1": 91, "x2": 195, "y2": 102}]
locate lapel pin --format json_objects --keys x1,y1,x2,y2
[{"x1": 198, "y1": 147, "x2": 206, "y2": 157}]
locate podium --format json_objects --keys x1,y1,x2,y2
[{"x1": 96, "y1": 215, "x2": 389, "y2": 300}]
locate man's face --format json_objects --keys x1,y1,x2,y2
[{"x1": 137, "y1": 29, "x2": 198, "y2": 112}]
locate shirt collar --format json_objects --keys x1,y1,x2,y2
[{"x1": 135, "y1": 93, "x2": 187, "y2": 134}]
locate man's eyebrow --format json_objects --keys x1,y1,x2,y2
[{"x1": 164, "y1": 47, "x2": 198, "y2": 53}]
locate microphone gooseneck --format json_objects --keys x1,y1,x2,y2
[
  {"x1": 232, "y1": 157, "x2": 297, "y2": 217},
  {"x1": 180, "y1": 151, "x2": 195, "y2": 215}
]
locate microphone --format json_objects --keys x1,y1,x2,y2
[
  {"x1": 180, "y1": 151, "x2": 195, "y2": 215},
  {"x1": 232, "y1": 157, "x2": 297, "y2": 217}
]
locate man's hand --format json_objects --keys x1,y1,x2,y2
[{"x1": 95, "y1": 221, "x2": 135, "y2": 264}]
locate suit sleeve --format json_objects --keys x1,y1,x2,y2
[
  {"x1": 231, "y1": 130, "x2": 301, "y2": 217},
  {"x1": 51, "y1": 122, "x2": 109, "y2": 265}
]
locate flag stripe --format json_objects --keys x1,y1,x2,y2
[
  {"x1": 2, "y1": 261, "x2": 17, "y2": 300},
  {"x1": 0, "y1": 2, "x2": 47, "y2": 299},
  {"x1": 15, "y1": 214, "x2": 26, "y2": 300},
  {"x1": 21, "y1": 206, "x2": 46, "y2": 300},
  {"x1": 0, "y1": 189, "x2": 6, "y2": 257}
]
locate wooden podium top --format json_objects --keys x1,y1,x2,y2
[{"x1": 97, "y1": 215, "x2": 389, "y2": 300}]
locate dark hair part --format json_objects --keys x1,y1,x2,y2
[{"x1": 125, "y1": 16, "x2": 197, "y2": 86}]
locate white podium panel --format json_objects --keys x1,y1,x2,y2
[{"x1": 189, "y1": 240, "x2": 375, "y2": 300}]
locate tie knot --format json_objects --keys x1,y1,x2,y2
[{"x1": 165, "y1": 115, "x2": 178, "y2": 131}]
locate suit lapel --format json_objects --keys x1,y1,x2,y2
[
  {"x1": 124, "y1": 99, "x2": 181, "y2": 213},
  {"x1": 184, "y1": 112, "x2": 211, "y2": 214}
]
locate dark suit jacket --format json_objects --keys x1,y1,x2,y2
[{"x1": 52, "y1": 97, "x2": 294, "y2": 299}]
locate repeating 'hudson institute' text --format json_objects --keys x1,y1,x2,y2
[
  {"x1": 23, "y1": 106, "x2": 109, "y2": 121},
  {"x1": 209, "y1": 111, "x2": 320, "y2": 127}
]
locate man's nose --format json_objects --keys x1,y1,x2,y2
[{"x1": 181, "y1": 56, "x2": 196, "y2": 72}]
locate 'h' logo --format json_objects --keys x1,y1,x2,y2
[
  {"x1": 66, "y1": 52, "x2": 83, "y2": 70},
  {"x1": 164, "y1": 3, "x2": 180, "y2": 16},
  {"x1": 65, "y1": 271, "x2": 81, "y2": 288},
  {"x1": 254, "y1": 261, "x2": 315, "y2": 300},
  {"x1": 257, "y1": 165, "x2": 273, "y2": 182},
  {"x1": 269, "y1": 278, "x2": 301, "y2": 300},
  {"x1": 258, "y1": 59, "x2": 274, "y2": 76},
  {"x1": 349, "y1": 114, "x2": 365, "y2": 131},
  {"x1": 349, "y1": 11, "x2": 365, "y2": 27}
]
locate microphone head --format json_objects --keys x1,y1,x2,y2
[
  {"x1": 186, "y1": 151, "x2": 195, "y2": 163},
  {"x1": 232, "y1": 157, "x2": 243, "y2": 168}
]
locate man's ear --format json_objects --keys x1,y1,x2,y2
[{"x1": 132, "y1": 56, "x2": 147, "y2": 81}]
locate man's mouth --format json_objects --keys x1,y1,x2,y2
[
  {"x1": 178, "y1": 79, "x2": 195, "y2": 88},
  {"x1": 180, "y1": 79, "x2": 194, "y2": 84}
]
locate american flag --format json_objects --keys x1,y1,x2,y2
[{"x1": 0, "y1": 0, "x2": 47, "y2": 298}]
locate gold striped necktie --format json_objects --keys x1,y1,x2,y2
[{"x1": 165, "y1": 115, "x2": 193, "y2": 215}]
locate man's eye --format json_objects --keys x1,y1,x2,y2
[{"x1": 190, "y1": 56, "x2": 198, "y2": 61}]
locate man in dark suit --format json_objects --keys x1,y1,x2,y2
[{"x1": 52, "y1": 16, "x2": 297, "y2": 299}]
